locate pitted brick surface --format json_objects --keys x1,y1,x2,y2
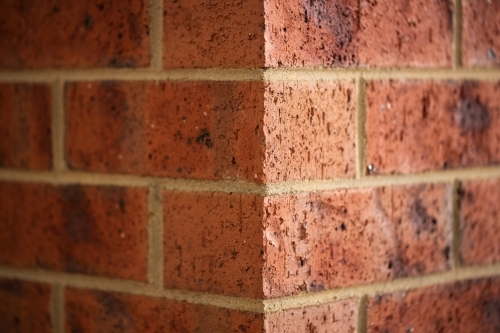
[
  {"x1": 265, "y1": 0, "x2": 452, "y2": 67},
  {"x1": 0, "y1": 182, "x2": 148, "y2": 280},
  {"x1": 366, "y1": 80, "x2": 500, "y2": 175},
  {"x1": 263, "y1": 184, "x2": 450, "y2": 298},
  {"x1": 263, "y1": 81, "x2": 356, "y2": 182},
  {"x1": 0, "y1": 279, "x2": 52, "y2": 333},
  {"x1": 163, "y1": 191, "x2": 264, "y2": 298},
  {"x1": 265, "y1": 299, "x2": 358, "y2": 333},
  {"x1": 463, "y1": 0, "x2": 500, "y2": 67},
  {"x1": 367, "y1": 278, "x2": 500, "y2": 333},
  {"x1": 164, "y1": 0, "x2": 265, "y2": 68},
  {"x1": 0, "y1": 83, "x2": 52, "y2": 170},
  {"x1": 66, "y1": 81, "x2": 265, "y2": 182},
  {"x1": 66, "y1": 288, "x2": 264, "y2": 333},
  {"x1": 0, "y1": 0, "x2": 150, "y2": 68},
  {"x1": 459, "y1": 179, "x2": 500, "y2": 266}
]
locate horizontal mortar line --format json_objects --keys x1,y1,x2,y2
[
  {"x1": 264, "y1": 165, "x2": 500, "y2": 196},
  {"x1": 1, "y1": 68, "x2": 500, "y2": 83},
  {"x1": 263, "y1": 263, "x2": 500, "y2": 313},
  {"x1": 0, "y1": 68, "x2": 264, "y2": 82},
  {"x1": 0, "y1": 169, "x2": 266, "y2": 195},
  {"x1": 0, "y1": 266, "x2": 264, "y2": 313},
  {"x1": 263, "y1": 67, "x2": 500, "y2": 81},
  {"x1": 2, "y1": 166, "x2": 500, "y2": 195}
]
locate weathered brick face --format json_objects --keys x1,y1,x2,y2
[
  {"x1": 263, "y1": 184, "x2": 450, "y2": 298},
  {"x1": 367, "y1": 278, "x2": 500, "y2": 333},
  {"x1": 0, "y1": 0, "x2": 150, "y2": 68},
  {"x1": 0, "y1": 83, "x2": 52, "y2": 170},
  {"x1": 0, "y1": 182, "x2": 148, "y2": 280},
  {"x1": 66, "y1": 81, "x2": 266, "y2": 182},
  {"x1": 263, "y1": 81, "x2": 356, "y2": 182},
  {"x1": 164, "y1": 0, "x2": 265, "y2": 68},
  {"x1": 366, "y1": 80, "x2": 500, "y2": 175},
  {"x1": 0, "y1": 279, "x2": 52, "y2": 333},
  {"x1": 264, "y1": 0, "x2": 452, "y2": 67},
  {"x1": 1, "y1": 0, "x2": 500, "y2": 332},
  {"x1": 459, "y1": 179, "x2": 500, "y2": 266},
  {"x1": 462, "y1": 0, "x2": 500, "y2": 67}
]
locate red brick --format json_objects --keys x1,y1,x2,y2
[
  {"x1": 265, "y1": 299, "x2": 358, "y2": 333},
  {"x1": 164, "y1": 0, "x2": 265, "y2": 68},
  {"x1": 459, "y1": 179, "x2": 500, "y2": 266},
  {"x1": 163, "y1": 191, "x2": 264, "y2": 298},
  {"x1": 462, "y1": 0, "x2": 500, "y2": 67},
  {"x1": 367, "y1": 278, "x2": 500, "y2": 333},
  {"x1": 263, "y1": 184, "x2": 450, "y2": 298},
  {"x1": 0, "y1": 0, "x2": 149, "y2": 68},
  {"x1": 366, "y1": 81, "x2": 500, "y2": 175},
  {"x1": 262, "y1": 81, "x2": 356, "y2": 182},
  {"x1": 0, "y1": 83, "x2": 52, "y2": 170},
  {"x1": 66, "y1": 81, "x2": 265, "y2": 182},
  {"x1": 0, "y1": 279, "x2": 52, "y2": 333},
  {"x1": 0, "y1": 182, "x2": 148, "y2": 280},
  {"x1": 65, "y1": 288, "x2": 264, "y2": 333},
  {"x1": 264, "y1": 0, "x2": 452, "y2": 67}
]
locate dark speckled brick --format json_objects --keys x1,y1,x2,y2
[
  {"x1": 65, "y1": 288, "x2": 264, "y2": 333},
  {"x1": 0, "y1": 0, "x2": 150, "y2": 68},
  {"x1": 0, "y1": 83, "x2": 52, "y2": 170},
  {"x1": 368, "y1": 278, "x2": 500, "y2": 333},
  {"x1": 0, "y1": 182, "x2": 148, "y2": 280},
  {"x1": 0, "y1": 279, "x2": 52, "y2": 333}
]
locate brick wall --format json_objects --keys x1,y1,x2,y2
[{"x1": 1, "y1": 0, "x2": 499, "y2": 332}]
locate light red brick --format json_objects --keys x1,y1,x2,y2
[
  {"x1": 66, "y1": 81, "x2": 265, "y2": 182},
  {"x1": 462, "y1": 0, "x2": 500, "y2": 67},
  {"x1": 367, "y1": 278, "x2": 500, "y2": 333},
  {"x1": 263, "y1": 184, "x2": 450, "y2": 298},
  {"x1": 264, "y1": 0, "x2": 452, "y2": 67},
  {"x1": 163, "y1": 191, "x2": 264, "y2": 298},
  {"x1": 459, "y1": 179, "x2": 500, "y2": 266},
  {"x1": 0, "y1": 83, "x2": 52, "y2": 170},
  {"x1": 0, "y1": 182, "x2": 148, "y2": 280},
  {"x1": 0, "y1": 279, "x2": 52, "y2": 333},
  {"x1": 262, "y1": 81, "x2": 356, "y2": 182},
  {"x1": 65, "y1": 288, "x2": 264, "y2": 333},
  {"x1": 164, "y1": 0, "x2": 265, "y2": 68},
  {"x1": 265, "y1": 299, "x2": 358, "y2": 333},
  {"x1": 366, "y1": 81, "x2": 500, "y2": 175},
  {"x1": 0, "y1": 0, "x2": 150, "y2": 68}
]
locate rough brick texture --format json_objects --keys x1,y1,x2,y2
[
  {"x1": 162, "y1": 184, "x2": 450, "y2": 299},
  {"x1": 0, "y1": 279, "x2": 52, "y2": 333},
  {"x1": 0, "y1": 83, "x2": 52, "y2": 170},
  {"x1": 265, "y1": 299, "x2": 358, "y2": 333},
  {"x1": 164, "y1": 0, "x2": 265, "y2": 68},
  {"x1": 263, "y1": 81, "x2": 356, "y2": 182},
  {"x1": 163, "y1": 191, "x2": 264, "y2": 298},
  {"x1": 366, "y1": 80, "x2": 500, "y2": 175},
  {"x1": 265, "y1": 0, "x2": 452, "y2": 67},
  {"x1": 459, "y1": 179, "x2": 500, "y2": 266},
  {"x1": 66, "y1": 81, "x2": 265, "y2": 182},
  {"x1": 367, "y1": 278, "x2": 500, "y2": 333},
  {"x1": 0, "y1": 182, "x2": 148, "y2": 280},
  {"x1": 462, "y1": 0, "x2": 500, "y2": 67},
  {"x1": 66, "y1": 288, "x2": 264, "y2": 333},
  {"x1": 263, "y1": 184, "x2": 450, "y2": 298},
  {"x1": 0, "y1": 0, "x2": 150, "y2": 68}
]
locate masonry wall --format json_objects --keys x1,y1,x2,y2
[{"x1": 1, "y1": 0, "x2": 500, "y2": 332}]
